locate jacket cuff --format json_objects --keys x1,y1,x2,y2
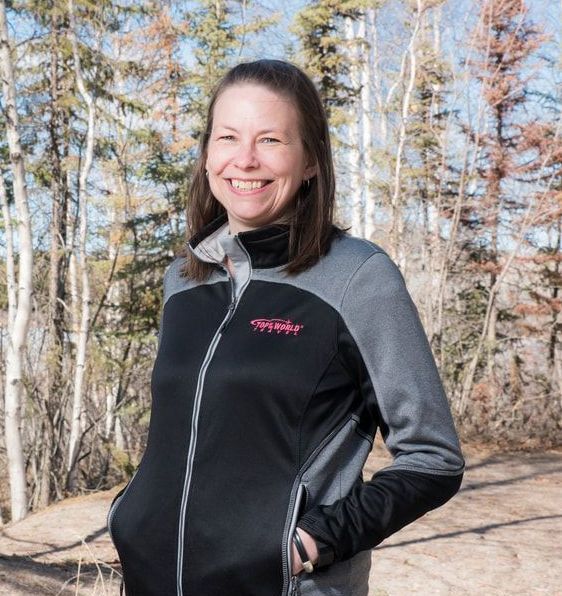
[
  {"x1": 296, "y1": 521, "x2": 337, "y2": 567},
  {"x1": 297, "y1": 468, "x2": 463, "y2": 563}
]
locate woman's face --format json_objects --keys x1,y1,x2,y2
[{"x1": 205, "y1": 83, "x2": 317, "y2": 234}]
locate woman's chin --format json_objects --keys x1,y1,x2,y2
[{"x1": 227, "y1": 209, "x2": 281, "y2": 232}]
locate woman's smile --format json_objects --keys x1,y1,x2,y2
[
  {"x1": 227, "y1": 178, "x2": 273, "y2": 193},
  {"x1": 205, "y1": 83, "x2": 316, "y2": 233}
]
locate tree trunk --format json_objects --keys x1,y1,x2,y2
[
  {"x1": 345, "y1": 16, "x2": 363, "y2": 236},
  {"x1": 66, "y1": 0, "x2": 96, "y2": 488},
  {"x1": 0, "y1": 0, "x2": 34, "y2": 521},
  {"x1": 36, "y1": 12, "x2": 71, "y2": 509},
  {"x1": 361, "y1": 8, "x2": 376, "y2": 242},
  {"x1": 390, "y1": 0, "x2": 422, "y2": 266},
  {"x1": 547, "y1": 217, "x2": 561, "y2": 394}
]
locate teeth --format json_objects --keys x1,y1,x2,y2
[{"x1": 231, "y1": 179, "x2": 268, "y2": 190}]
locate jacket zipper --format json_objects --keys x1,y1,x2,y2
[
  {"x1": 285, "y1": 483, "x2": 306, "y2": 596},
  {"x1": 176, "y1": 239, "x2": 251, "y2": 596},
  {"x1": 281, "y1": 414, "x2": 360, "y2": 595}
]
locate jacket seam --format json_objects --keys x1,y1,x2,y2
[
  {"x1": 376, "y1": 463, "x2": 465, "y2": 476},
  {"x1": 296, "y1": 348, "x2": 339, "y2": 470},
  {"x1": 338, "y1": 251, "x2": 387, "y2": 313},
  {"x1": 163, "y1": 277, "x2": 226, "y2": 308}
]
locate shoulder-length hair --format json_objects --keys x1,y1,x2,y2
[{"x1": 184, "y1": 59, "x2": 337, "y2": 280}]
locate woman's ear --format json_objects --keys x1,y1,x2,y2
[{"x1": 303, "y1": 161, "x2": 318, "y2": 181}]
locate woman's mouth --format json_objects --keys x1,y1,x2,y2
[{"x1": 228, "y1": 179, "x2": 273, "y2": 192}]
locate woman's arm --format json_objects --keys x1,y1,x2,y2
[{"x1": 296, "y1": 251, "x2": 464, "y2": 564}]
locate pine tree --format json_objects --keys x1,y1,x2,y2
[{"x1": 456, "y1": 0, "x2": 552, "y2": 435}]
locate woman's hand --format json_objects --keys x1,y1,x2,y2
[{"x1": 291, "y1": 528, "x2": 319, "y2": 575}]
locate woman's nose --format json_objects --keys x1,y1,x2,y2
[{"x1": 233, "y1": 142, "x2": 259, "y2": 169}]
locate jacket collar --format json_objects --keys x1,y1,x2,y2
[{"x1": 188, "y1": 213, "x2": 290, "y2": 269}]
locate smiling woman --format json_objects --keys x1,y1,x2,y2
[
  {"x1": 184, "y1": 59, "x2": 337, "y2": 282},
  {"x1": 107, "y1": 59, "x2": 464, "y2": 596},
  {"x1": 205, "y1": 83, "x2": 317, "y2": 234}
]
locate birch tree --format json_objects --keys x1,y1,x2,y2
[
  {"x1": 344, "y1": 15, "x2": 363, "y2": 235},
  {"x1": 361, "y1": 7, "x2": 377, "y2": 241},
  {"x1": 389, "y1": 0, "x2": 423, "y2": 266},
  {"x1": 0, "y1": 0, "x2": 33, "y2": 522}
]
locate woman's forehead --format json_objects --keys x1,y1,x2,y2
[{"x1": 212, "y1": 84, "x2": 298, "y2": 127}]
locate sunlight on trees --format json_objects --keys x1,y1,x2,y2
[{"x1": 0, "y1": 0, "x2": 559, "y2": 521}]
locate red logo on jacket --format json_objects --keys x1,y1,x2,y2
[{"x1": 250, "y1": 318, "x2": 304, "y2": 336}]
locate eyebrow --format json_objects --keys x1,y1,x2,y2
[{"x1": 214, "y1": 125, "x2": 288, "y2": 136}]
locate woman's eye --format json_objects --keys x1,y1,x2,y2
[
  {"x1": 218, "y1": 135, "x2": 235, "y2": 141},
  {"x1": 261, "y1": 137, "x2": 280, "y2": 144}
]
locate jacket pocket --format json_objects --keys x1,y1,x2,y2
[
  {"x1": 301, "y1": 416, "x2": 371, "y2": 510},
  {"x1": 284, "y1": 482, "x2": 308, "y2": 595}
]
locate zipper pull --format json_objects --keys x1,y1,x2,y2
[{"x1": 219, "y1": 299, "x2": 237, "y2": 334}]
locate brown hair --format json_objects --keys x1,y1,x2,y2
[{"x1": 184, "y1": 59, "x2": 337, "y2": 280}]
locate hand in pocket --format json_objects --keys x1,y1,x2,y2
[{"x1": 291, "y1": 528, "x2": 319, "y2": 575}]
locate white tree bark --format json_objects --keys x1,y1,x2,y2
[
  {"x1": 420, "y1": 4, "x2": 445, "y2": 342},
  {"x1": 104, "y1": 203, "x2": 122, "y2": 441},
  {"x1": 362, "y1": 8, "x2": 376, "y2": 242},
  {"x1": 67, "y1": 0, "x2": 96, "y2": 477},
  {"x1": 344, "y1": 16, "x2": 364, "y2": 237},
  {"x1": 370, "y1": 10, "x2": 386, "y2": 148},
  {"x1": 115, "y1": 416, "x2": 125, "y2": 451},
  {"x1": 0, "y1": 0, "x2": 34, "y2": 521},
  {"x1": 390, "y1": 0, "x2": 423, "y2": 267}
]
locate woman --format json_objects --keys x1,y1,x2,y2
[{"x1": 107, "y1": 59, "x2": 464, "y2": 596}]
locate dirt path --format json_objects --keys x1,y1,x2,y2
[{"x1": 0, "y1": 446, "x2": 560, "y2": 595}]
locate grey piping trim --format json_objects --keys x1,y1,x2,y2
[
  {"x1": 300, "y1": 414, "x2": 360, "y2": 475},
  {"x1": 107, "y1": 467, "x2": 140, "y2": 543},
  {"x1": 175, "y1": 320, "x2": 226, "y2": 596},
  {"x1": 176, "y1": 237, "x2": 252, "y2": 596}
]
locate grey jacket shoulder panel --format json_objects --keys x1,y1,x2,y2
[
  {"x1": 253, "y1": 232, "x2": 387, "y2": 312},
  {"x1": 163, "y1": 256, "x2": 225, "y2": 306}
]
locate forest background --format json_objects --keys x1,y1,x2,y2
[{"x1": 0, "y1": 0, "x2": 560, "y2": 525}]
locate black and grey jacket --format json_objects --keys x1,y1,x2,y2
[{"x1": 107, "y1": 214, "x2": 464, "y2": 596}]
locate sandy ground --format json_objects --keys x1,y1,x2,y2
[{"x1": 0, "y1": 444, "x2": 560, "y2": 595}]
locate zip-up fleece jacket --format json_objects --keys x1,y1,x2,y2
[{"x1": 107, "y1": 213, "x2": 464, "y2": 596}]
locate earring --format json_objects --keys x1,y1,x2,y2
[
  {"x1": 205, "y1": 170, "x2": 209, "y2": 177},
  {"x1": 302, "y1": 178, "x2": 311, "y2": 191}
]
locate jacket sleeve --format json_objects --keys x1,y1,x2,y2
[{"x1": 296, "y1": 251, "x2": 464, "y2": 563}]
